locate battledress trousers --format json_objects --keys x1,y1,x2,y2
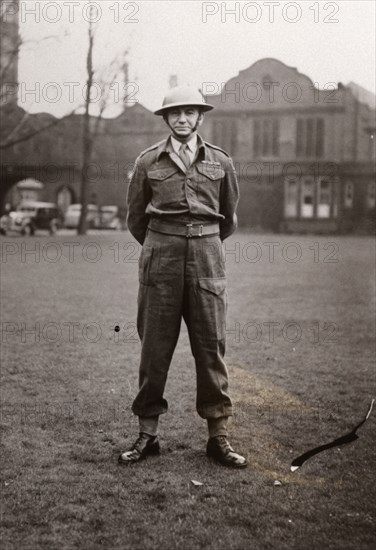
[{"x1": 127, "y1": 134, "x2": 240, "y2": 422}]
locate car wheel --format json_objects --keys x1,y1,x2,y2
[
  {"x1": 111, "y1": 218, "x2": 122, "y2": 230},
  {"x1": 22, "y1": 224, "x2": 33, "y2": 236},
  {"x1": 49, "y1": 220, "x2": 58, "y2": 235}
]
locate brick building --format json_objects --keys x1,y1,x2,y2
[
  {"x1": 1, "y1": 104, "x2": 165, "y2": 212},
  {"x1": 200, "y1": 58, "x2": 376, "y2": 233},
  {"x1": 1, "y1": 1, "x2": 375, "y2": 233}
]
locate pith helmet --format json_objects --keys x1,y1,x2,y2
[{"x1": 154, "y1": 86, "x2": 214, "y2": 115}]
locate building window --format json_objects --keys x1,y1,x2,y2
[
  {"x1": 284, "y1": 179, "x2": 298, "y2": 218},
  {"x1": 367, "y1": 181, "x2": 375, "y2": 209},
  {"x1": 212, "y1": 119, "x2": 237, "y2": 155},
  {"x1": 317, "y1": 178, "x2": 331, "y2": 218},
  {"x1": 57, "y1": 135, "x2": 65, "y2": 155},
  {"x1": 301, "y1": 176, "x2": 315, "y2": 218},
  {"x1": 284, "y1": 176, "x2": 338, "y2": 220},
  {"x1": 296, "y1": 118, "x2": 324, "y2": 158},
  {"x1": 344, "y1": 181, "x2": 354, "y2": 208},
  {"x1": 253, "y1": 119, "x2": 279, "y2": 157},
  {"x1": 284, "y1": 175, "x2": 338, "y2": 220}
]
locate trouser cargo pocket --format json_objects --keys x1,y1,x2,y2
[
  {"x1": 138, "y1": 245, "x2": 155, "y2": 285},
  {"x1": 196, "y1": 277, "x2": 227, "y2": 340}
]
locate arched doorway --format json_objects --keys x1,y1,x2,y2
[{"x1": 57, "y1": 186, "x2": 75, "y2": 212}]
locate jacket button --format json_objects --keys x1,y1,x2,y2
[{"x1": 186, "y1": 178, "x2": 191, "y2": 183}]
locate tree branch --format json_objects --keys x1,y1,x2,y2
[{"x1": 0, "y1": 106, "x2": 81, "y2": 150}]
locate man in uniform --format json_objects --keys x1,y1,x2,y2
[{"x1": 119, "y1": 86, "x2": 247, "y2": 468}]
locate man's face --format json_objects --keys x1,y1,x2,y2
[{"x1": 165, "y1": 106, "x2": 203, "y2": 141}]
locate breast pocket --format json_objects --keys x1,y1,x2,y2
[
  {"x1": 195, "y1": 165, "x2": 225, "y2": 208},
  {"x1": 147, "y1": 168, "x2": 181, "y2": 205}
]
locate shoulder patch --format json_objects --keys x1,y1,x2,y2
[
  {"x1": 138, "y1": 139, "x2": 165, "y2": 160},
  {"x1": 204, "y1": 141, "x2": 231, "y2": 158}
]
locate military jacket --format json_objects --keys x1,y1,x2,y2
[{"x1": 127, "y1": 134, "x2": 239, "y2": 244}]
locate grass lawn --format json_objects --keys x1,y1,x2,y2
[{"x1": 1, "y1": 230, "x2": 375, "y2": 550}]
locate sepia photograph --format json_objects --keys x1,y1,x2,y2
[{"x1": 0, "y1": 1, "x2": 375, "y2": 549}]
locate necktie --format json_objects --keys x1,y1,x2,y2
[{"x1": 179, "y1": 143, "x2": 191, "y2": 169}]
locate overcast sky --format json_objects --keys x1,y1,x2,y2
[{"x1": 14, "y1": 0, "x2": 376, "y2": 117}]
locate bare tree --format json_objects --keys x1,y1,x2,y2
[
  {"x1": 77, "y1": 19, "x2": 95, "y2": 236},
  {"x1": 77, "y1": 19, "x2": 129, "y2": 235}
]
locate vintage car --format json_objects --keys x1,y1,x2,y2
[
  {"x1": 63, "y1": 204, "x2": 98, "y2": 229},
  {"x1": 0, "y1": 201, "x2": 63, "y2": 236},
  {"x1": 93, "y1": 205, "x2": 123, "y2": 230}
]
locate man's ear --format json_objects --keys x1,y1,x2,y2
[
  {"x1": 197, "y1": 112, "x2": 204, "y2": 126},
  {"x1": 163, "y1": 114, "x2": 174, "y2": 131}
]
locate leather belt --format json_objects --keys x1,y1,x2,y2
[{"x1": 148, "y1": 218, "x2": 219, "y2": 238}]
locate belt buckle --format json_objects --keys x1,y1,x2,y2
[{"x1": 186, "y1": 223, "x2": 204, "y2": 238}]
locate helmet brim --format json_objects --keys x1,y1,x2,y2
[{"x1": 154, "y1": 101, "x2": 214, "y2": 116}]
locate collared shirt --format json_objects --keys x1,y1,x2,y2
[
  {"x1": 170, "y1": 134, "x2": 198, "y2": 166},
  {"x1": 127, "y1": 134, "x2": 239, "y2": 244}
]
